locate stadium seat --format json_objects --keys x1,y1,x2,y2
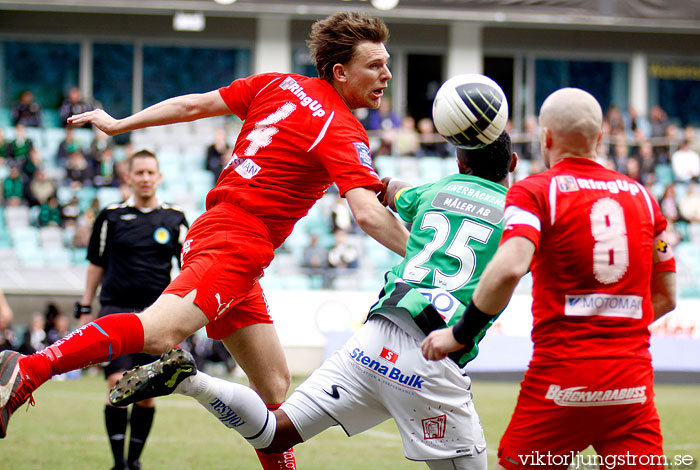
[
  {"x1": 0, "y1": 108, "x2": 11, "y2": 127},
  {"x1": 654, "y1": 164, "x2": 674, "y2": 186},
  {"x1": 77, "y1": 186, "x2": 98, "y2": 212},
  {"x1": 4, "y1": 205, "x2": 31, "y2": 229},
  {"x1": 0, "y1": 226, "x2": 11, "y2": 248},
  {"x1": 44, "y1": 248, "x2": 72, "y2": 266},
  {"x1": 72, "y1": 247, "x2": 89, "y2": 264},
  {"x1": 41, "y1": 109, "x2": 61, "y2": 128},
  {"x1": 56, "y1": 185, "x2": 75, "y2": 206},
  {"x1": 39, "y1": 226, "x2": 65, "y2": 250},
  {"x1": 97, "y1": 186, "x2": 123, "y2": 208},
  {"x1": 16, "y1": 243, "x2": 44, "y2": 267}
]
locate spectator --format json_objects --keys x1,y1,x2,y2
[
  {"x1": 7, "y1": 124, "x2": 33, "y2": 165},
  {"x1": 327, "y1": 229, "x2": 359, "y2": 270},
  {"x1": 21, "y1": 147, "x2": 42, "y2": 183},
  {"x1": 415, "y1": 117, "x2": 450, "y2": 157},
  {"x1": 0, "y1": 289, "x2": 17, "y2": 352},
  {"x1": 56, "y1": 127, "x2": 82, "y2": 167},
  {"x1": 92, "y1": 147, "x2": 117, "y2": 187},
  {"x1": 649, "y1": 105, "x2": 669, "y2": 142},
  {"x1": 87, "y1": 127, "x2": 114, "y2": 166},
  {"x1": 671, "y1": 139, "x2": 700, "y2": 182},
  {"x1": 604, "y1": 104, "x2": 625, "y2": 136},
  {"x1": 330, "y1": 193, "x2": 355, "y2": 233},
  {"x1": 659, "y1": 184, "x2": 684, "y2": 224},
  {"x1": 28, "y1": 168, "x2": 57, "y2": 206},
  {"x1": 62, "y1": 195, "x2": 82, "y2": 227},
  {"x1": 623, "y1": 105, "x2": 650, "y2": 140},
  {"x1": 11, "y1": 90, "x2": 42, "y2": 128},
  {"x1": 59, "y1": 86, "x2": 93, "y2": 127},
  {"x1": 301, "y1": 232, "x2": 330, "y2": 288},
  {"x1": 37, "y1": 196, "x2": 63, "y2": 227},
  {"x1": 71, "y1": 205, "x2": 96, "y2": 248},
  {"x1": 634, "y1": 140, "x2": 657, "y2": 185},
  {"x1": 680, "y1": 183, "x2": 700, "y2": 223},
  {"x1": 512, "y1": 115, "x2": 540, "y2": 161},
  {"x1": 611, "y1": 136, "x2": 629, "y2": 173},
  {"x1": 624, "y1": 155, "x2": 641, "y2": 182},
  {"x1": 684, "y1": 125, "x2": 700, "y2": 156},
  {"x1": 0, "y1": 129, "x2": 9, "y2": 164},
  {"x1": 660, "y1": 123, "x2": 682, "y2": 164},
  {"x1": 46, "y1": 314, "x2": 70, "y2": 345},
  {"x1": 2, "y1": 165, "x2": 26, "y2": 206},
  {"x1": 363, "y1": 98, "x2": 400, "y2": 131},
  {"x1": 65, "y1": 150, "x2": 93, "y2": 187},
  {"x1": 205, "y1": 128, "x2": 231, "y2": 180},
  {"x1": 395, "y1": 115, "x2": 420, "y2": 156},
  {"x1": 43, "y1": 303, "x2": 60, "y2": 338},
  {"x1": 18, "y1": 314, "x2": 47, "y2": 355}
]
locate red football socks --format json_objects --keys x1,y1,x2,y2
[
  {"x1": 19, "y1": 313, "x2": 145, "y2": 390},
  {"x1": 255, "y1": 403, "x2": 297, "y2": 470}
]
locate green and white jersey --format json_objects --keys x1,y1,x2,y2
[{"x1": 369, "y1": 173, "x2": 506, "y2": 366}]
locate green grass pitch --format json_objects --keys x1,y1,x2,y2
[{"x1": 2, "y1": 373, "x2": 698, "y2": 469}]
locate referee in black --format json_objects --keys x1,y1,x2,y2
[{"x1": 75, "y1": 149, "x2": 188, "y2": 470}]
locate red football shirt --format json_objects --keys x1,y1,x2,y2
[
  {"x1": 208, "y1": 73, "x2": 383, "y2": 248},
  {"x1": 501, "y1": 158, "x2": 675, "y2": 364}
]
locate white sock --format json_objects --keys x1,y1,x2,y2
[{"x1": 174, "y1": 371, "x2": 276, "y2": 448}]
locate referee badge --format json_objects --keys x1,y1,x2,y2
[{"x1": 154, "y1": 227, "x2": 171, "y2": 244}]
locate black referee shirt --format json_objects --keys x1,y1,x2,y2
[{"x1": 87, "y1": 197, "x2": 189, "y2": 310}]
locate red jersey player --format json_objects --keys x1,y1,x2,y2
[
  {"x1": 0, "y1": 12, "x2": 410, "y2": 470},
  {"x1": 422, "y1": 88, "x2": 676, "y2": 470}
]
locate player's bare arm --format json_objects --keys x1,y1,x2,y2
[
  {"x1": 422, "y1": 236, "x2": 535, "y2": 360},
  {"x1": 651, "y1": 271, "x2": 676, "y2": 321},
  {"x1": 68, "y1": 90, "x2": 230, "y2": 136},
  {"x1": 650, "y1": 230, "x2": 677, "y2": 320},
  {"x1": 345, "y1": 186, "x2": 409, "y2": 257}
]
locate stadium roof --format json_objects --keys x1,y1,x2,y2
[{"x1": 1, "y1": 0, "x2": 700, "y2": 32}]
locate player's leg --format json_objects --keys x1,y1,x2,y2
[
  {"x1": 125, "y1": 353, "x2": 158, "y2": 470},
  {"x1": 424, "y1": 452, "x2": 488, "y2": 470},
  {"x1": 365, "y1": 317, "x2": 487, "y2": 466},
  {"x1": 220, "y1": 323, "x2": 290, "y2": 405},
  {"x1": 220, "y1": 322, "x2": 296, "y2": 470},
  {"x1": 592, "y1": 400, "x2": 665, "y2": 470},
  {"x1": 0, "y1": 291, "x2": 207, "y2": 438},
  {"x1": 105, "y1": 366, "x2": 129, "y2": 470}
]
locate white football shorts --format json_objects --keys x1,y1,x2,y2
[{"x1": 280, "y1": 315, "x2": 487, "y2": 463}]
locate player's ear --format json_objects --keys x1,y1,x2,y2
[
  {"x1": 509, "y1": 152, "x2": 518, "y2": 173},
  {"x1": 332, "y1": 63, "x2": 348, "y2": 83}
]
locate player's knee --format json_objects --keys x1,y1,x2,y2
[{"x1": 252, "y1": 368, "x2": 291, "y2": 404}]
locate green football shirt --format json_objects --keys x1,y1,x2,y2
[{"x1": 369, "y1": 173, "x2": 507, "y2": 366}]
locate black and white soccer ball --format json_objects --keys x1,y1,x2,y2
[{"x1": 432, "y1": 74, "x2": 509, "y2": 150}]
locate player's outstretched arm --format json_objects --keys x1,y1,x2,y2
[
  {"x1": 422, "y1": 236, "x2": 535, "y2": 361},
  {"x1": 68, "y1": 90, "x2": 230, "y2": 136},
  {"x1": 345, "y1": 186, "x2": 409, "y2": 257}
]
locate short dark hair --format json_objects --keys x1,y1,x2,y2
[
  {"x1": 307, "y1": 12, "x2": 389, "y2": 82},
  {"x1": 457, "y1": 132, "x2": 513, "y2": 182},
  {"x1": 128, "y1": 149, "x2": 158, "y2": 171}
]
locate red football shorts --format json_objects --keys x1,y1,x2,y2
[
  {"x1": 164, "y1": 202, "x2": 276, "y2": 340},
  {"x1": 498, "y1": 359, "x2": 664, "y2": 470}
]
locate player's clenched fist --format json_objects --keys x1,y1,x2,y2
[{"x1": 421, "y1": 327, "x2": 462, "y2": 361}]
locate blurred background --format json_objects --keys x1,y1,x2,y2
[{"x1": 0, "y1": 0, "x2": 699, "y2": 377}]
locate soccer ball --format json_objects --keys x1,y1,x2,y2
[{"x1": 432, "y1": 74, "x2": 509, "y2": 149}]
